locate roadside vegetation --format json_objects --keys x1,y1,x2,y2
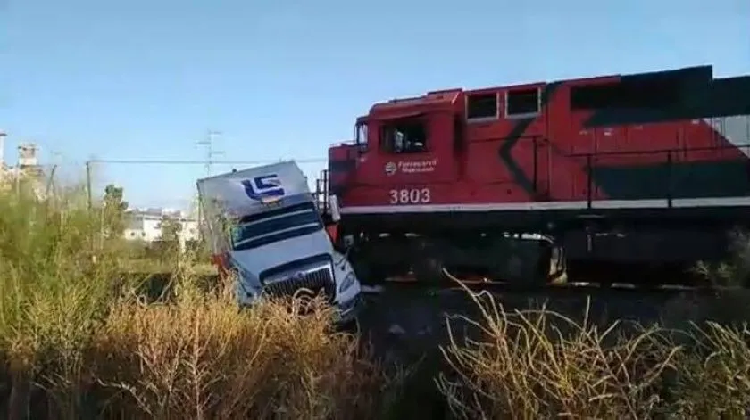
[
  {"x1": 0, "y1": 181, "x2": 385, "y2": 419},
  {"x1": 1, "y1": 176, "x2": 750, "y2": 419},
  {"x1": 438, "y1": 290, "x2": 750, "y2": 419}
]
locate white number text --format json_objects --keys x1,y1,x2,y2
[{"x1": 388, "y1": 188, "x2": 431, "y2": 204}]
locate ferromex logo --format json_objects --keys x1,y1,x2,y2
[
  {"x1": 385, "y1": 159, "x2": 438, "y2": 176},
  {"x1": 241, "y1": 174, "x2": 285, "y2": 202},
  {"x1": 385, "y1": 161, "x2": 397, "y2": 176}
]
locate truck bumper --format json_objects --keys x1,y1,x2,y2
[
  {"x1": 332, "y1": 293, "x2": 363, "y2": 326},
  {"x1": 238, "y1": 292, "x2": 363, "y2": 326}
]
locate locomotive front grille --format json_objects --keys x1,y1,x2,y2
[{"x1": 262, "y1": 266, "x2": 336, "y2": 302}]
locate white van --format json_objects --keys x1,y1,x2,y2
[{"x1": 196, "y1": 161, "x2": 362, "y2": 324}]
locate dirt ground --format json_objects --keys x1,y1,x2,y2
[
  {"x1": 346, "y1": 284, "x2": 725, "y2": 419},
  {"x1": 353, "y1": 283, "x2": 739, "y2": 364}
]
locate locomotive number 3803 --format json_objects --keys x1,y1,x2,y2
[{"x1": 388, "y1": 188, "x2": 431, "y2": 204}]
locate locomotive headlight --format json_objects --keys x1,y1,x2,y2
[{"x1": 338, "y1": 271, "x2": 356, "y2": 293}]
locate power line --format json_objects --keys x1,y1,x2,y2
[
  {"x1": 87, "y1": 158, "x2": 328, "y2": 164},
  {"x1": 196, "y1": 130, "x2": 223, "y2": 176}
]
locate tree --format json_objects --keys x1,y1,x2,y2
[
  {"x1": 183, "y1": 237, "x2": 213, "y2": 264},
  {"x1": 159, "y1": 215, "x2": 182, "y2": 243},
  {"x1": 104, "y1": 185, "x2": 128, "y2": 210},
  {"x1": 155, "y1": 215, "x2": 183, "y2": 260},
  {"x1": 102, "y1": 184, "x2": 129, "y2": 239}
]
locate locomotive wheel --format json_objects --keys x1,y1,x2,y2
[
  {"x1": 545, "y1": 242, "x2": 568, "y2": 285},
  {"x1": 412, "y1": 256, "x2": 446, "y2": 284},
  {"x1": 411, "y1": 240, "x2": 448, "y2": 284},
  {"x1": 351, "y1": 257, "x2": 388, "y2": 286}
]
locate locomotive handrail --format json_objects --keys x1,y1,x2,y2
[
  {"x1": 581, "y1": 144, "x2": 750, "y2": 210},
  {"x1": 568, "y1": 143, "x2": 750, "y2": 158},
  {"x1": 326, "y1": 134, "x2": 750, "y2": 211}
]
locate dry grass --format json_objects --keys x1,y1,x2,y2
[
  {"x1": 437, "y1": 280, "x2": 750, "y2": 420},
  {"x1": 666, "y1": 322, "x2": 750, "y2": 419},
  {"x1": 437, "y1": 289, "x2": 677, "y2": 419},
  {"x1": 0, "y1": 182, "x2": 384, "y2": 419},
  {"x1": 120, "y1": 258, "x2": 217, "y2": 276},
  {"x1": 693, "y1": 228, "x2": 750, "y2": 288},
  {"x1": 2, "y1": 178, "x2": 750, "y2": 419},
  {"x1": 82, "y1": 291, "x2": 382, "y2": 420}
]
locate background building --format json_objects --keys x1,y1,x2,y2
[
  {"x1": 124, "y1": 207, "x2": 200, "y2": 250},
  {"x1": 0, "y1": 132, "x2": 46, "y2": 198}
]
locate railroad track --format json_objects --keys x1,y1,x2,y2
[
  {"x1": 121, "y1": 268, "x2": 732, "y2": 303},
  {"x1": 359, "y1": 268, "x2": 730, "y2": 297}
]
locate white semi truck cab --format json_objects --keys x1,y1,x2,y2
[{"x1": 196, "y1": 161, "x2": 362, "y2": 324}]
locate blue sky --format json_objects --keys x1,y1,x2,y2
[{"x1": 2, "y1": 0, "x2": 749, "y2": 210}]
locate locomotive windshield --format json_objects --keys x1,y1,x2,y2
[{"x1": 381, "y1": 119, "x2": 427, "y2": 153}]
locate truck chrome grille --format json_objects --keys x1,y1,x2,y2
[{"x1": 262, "y1": 266, "x2": 335, "y2": 302}]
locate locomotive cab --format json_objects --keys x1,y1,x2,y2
[
  {"x1": 333, "y1": 91, "x2": 463, "y2": 213},
  {"x1": 327, "y1": 92, "x2": 562, "y2": 285}
]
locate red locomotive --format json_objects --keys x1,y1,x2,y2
[{"x1": 317, "y1": 65, "x2": 750, "y2": 286}]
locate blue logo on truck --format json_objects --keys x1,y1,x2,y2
[{"x1": 241, "y1": 175, "x2": 285, "y2": 202}]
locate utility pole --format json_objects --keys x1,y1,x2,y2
[
  {"x1": 86, "y1": 160, "x2": 93, "y2": 209},
  {"x1": 196, "y1": 130, "x2": 223, "y2": 243},
  {"x1": 0, "y1": 130, "x2": 6, "y2": 167},
  {"x1": 197, "y1": 129, "x2": 223, "y2": 177}
]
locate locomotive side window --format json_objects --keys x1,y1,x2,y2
[
  {"x1": 381, "y1": 120, "x2": 428, "y2": 154},
  {"x1": 466, "y1": 93, "x2": 498, "y2": 120},
  {"x1": 506, "y1": 88, "x2": 541, "y2": 118},
  {"x1": 355, "y1": 122, "x2": 368, "y2": 149}
]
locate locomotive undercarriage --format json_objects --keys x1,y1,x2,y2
[
  {"x1": 346, "y1": 231, "x2": 564, "y2": 286},
  {"x1": 338, "y1": 210, "x2": 747, "y2": 289}
]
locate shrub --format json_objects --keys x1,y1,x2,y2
[
  {"x1": 666, "y1": 322, "x2": 750, "y2": 419},
  {"x1": 83, "y1": 290, "x2": 382, "y2": 420},
  {"x1": 438, "y1": 282, "x2": 750, "y2": 420},
  {"x1": 4, "y1": 172, "x2": 750, "y2": 419},
  {"x1": 437, "y1": 290, "x2": 678, "y2": 419},
  {"x1": 0, "y1": 181, "x2": 383, "y2": 419},
  {"x1": 693, "y1": 228, "x2": 750, "y2": 288}
]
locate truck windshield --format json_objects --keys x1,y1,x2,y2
[{"x1": 230, "y1": 201, "x2": 323, "y2": 251}]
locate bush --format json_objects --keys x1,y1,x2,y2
[
  {"x1": 0, "y1": 182, "x2": 382, "y2": 419},
  {"x1": 437, "y1": 291, "x2": 677, "y2": 419},
  {"x1": 78, "y1": 292, "x2": 382, "y2": 419},
  {"x1": 667, "y1": 322, "x2": 750, "y2": 419},
  {"x1": 437, "y1": 283, "x2": 750, "y2": 420},
  {"x1": 693, "y1": 228, "x2": 750, "y2": 288},
  {"x1": 4, "y1": 175, "x2": 750, "y2": 419}
]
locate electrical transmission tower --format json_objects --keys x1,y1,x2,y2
[
  {"x1": 195, "y1": 130, "x2": 224, "y2": 241},
  {"x1": 196, "y1": 129, "x2": 223, "y2": 177}
]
